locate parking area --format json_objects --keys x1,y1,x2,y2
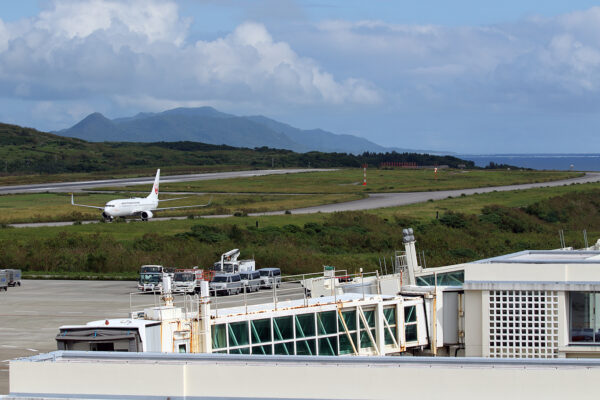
[{"x1": 0, "y1": 279, "x2": 304, "y2": 394}]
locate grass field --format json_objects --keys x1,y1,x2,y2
[
  {"x1": 377, "y1": 181, "x2": 600, "y2": 220},
  {"x1": 3, "y1": 181, "x2": 598, "y2": 241},
  {"x1": 2, "y1": 180, "x2": 600, "y2": 277},
  {"x1": 0, "y1": 192, "x2": 362, "y2": 224},
  {"x1": 104, "y1": 168, "x2": 583, "y2": 194}
]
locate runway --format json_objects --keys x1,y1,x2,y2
[
  {"x1": 9, "y1": 172, "x2": 600, "y2": 228},
  {"x1": 0, "y1": 168, "x2": 335, "y2": 195}
]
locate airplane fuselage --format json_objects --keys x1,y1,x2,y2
[
  {"x1": 103, "y1": 198, "x2": 159, "y2": 218},
  {"x1": 72, "y1": 169, "x2": 211, "y2": 221}
]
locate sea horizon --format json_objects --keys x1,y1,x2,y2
[{"x1": 457, "y1": 153, "x2": 600, "y2": 171}]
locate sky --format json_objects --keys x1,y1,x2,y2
[{"x1": 1, "y1": 1, "x2": 600, "y2": 153}]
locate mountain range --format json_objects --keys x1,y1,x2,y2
[{"x1": 57, "y1": 107, "x2": 427, "y2": 154}]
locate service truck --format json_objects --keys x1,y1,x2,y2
[
  {"x1": 211, "y1": 249, "x2": 255, "y2": 274},
  {"x1": 172, "y1": 268, "x2": 207, "y2": 294}
]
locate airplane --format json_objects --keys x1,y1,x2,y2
[{"x1": 71, "y1": 169, "x2": 211, "y2": 222}]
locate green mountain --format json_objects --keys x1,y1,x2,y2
[
  {"x1": 0, "y1": 122, "x2": 474, "y2": 175},
  {"x1": 58, "y1": 107, "x2": 416, "y2": 154}
]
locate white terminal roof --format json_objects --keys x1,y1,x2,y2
[
  {"x1": 474, "y1": 250, "x2": 600, "y2": 264},
  {"x1": 463, "y1": 250, "x2": 600, "y2": 291},
  {"x1": 210, "y1": 293, "x2": 397, "y2": 319}
]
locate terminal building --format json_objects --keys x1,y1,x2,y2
[{"x1": 5, "y1": 234, "x2": 600, "y2": 399}]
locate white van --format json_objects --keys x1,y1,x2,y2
[
  {"x1": 259, "y1": 268, "x2": 281, "y2": 289},
  {"x1": 210, "y1": 273, "x2": 242, "y2": 296},
  {"x1": 239, "y1": 270, "x2": 261, "y2": 292}
]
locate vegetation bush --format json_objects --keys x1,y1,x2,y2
[{"x1": 2, "y1": 190, "x2": 600, "y2": 278}]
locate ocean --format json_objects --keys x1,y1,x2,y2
[{"x1": 458, "y1": 154, "x2": 600, "y2": 171}]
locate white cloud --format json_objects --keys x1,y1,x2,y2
[
  {"x1": 34, "y1": 0, "x2": 189, "y2": 46},
  {"x1": 0, "y1": 18, "x2": 8, "y2": 53},
  {"x1": 300, "y1": 9, "x2": 600, "y2": 111},
  {"x1": 0, "y1": 0, "x2": 381, "y2": 119}
]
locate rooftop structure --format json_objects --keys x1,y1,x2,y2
[{"x1": 4, "y1": 351, "x2": 600, "y2": 399}]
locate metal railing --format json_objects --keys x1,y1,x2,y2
[{"x1": 129, "y1": 269, "x2": 383, "y2": 319}]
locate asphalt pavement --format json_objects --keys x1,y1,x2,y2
[
  {"x1": 0, "y1": 168, "x2": 335, "y2": 195},
  {"x1": 0, "y1": 279, "x2": 304, "y2": 394}
]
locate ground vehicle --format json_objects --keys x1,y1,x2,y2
[
  {"x1": 259, "y1": 268, "x2": 281, "y2": 288},
  {"x1": 239, "y1": 270, "x2": 261, "y2": 292},
  {"x1": 140, "y1": 265, "x2": 164, "y2": 274},
  {"x1": 211, "y1": 249, "x2": 255, "y2": 274},
  {"x1": 138, "y1": 273, "x2": 163, "y2": 293},
  {"x1": 172, "y1": 269, "x2": 205, "y2": 294},
  {"x1": 209, "y1": 273, "x2": 242, "y2": 296},
  {"x1": 0, "y1": 270, "x2": 7, "y2": 291}
]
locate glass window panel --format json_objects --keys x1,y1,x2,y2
[
  {"x1": 250, "y1": 319, "x2": 272, "y2": 344},
  {"x1": 274, "y1": 341, "x2": 293, "y2": 355},
  {"x1": 383, "y1": 307, "x2": 396, "y2": 326},
  {"x1": 416, "y1": 275, "x2": 434, "y2": 286},
  {"x1": 339, "y1": 334, "x2": 356, "y2": 355},
  {"x1": 416, "y1": 271, "x2": 464, "y2": 286},
  {"x1": 230, "y1": 347, "x2": 250, "y2": 354},
  {"x1": 405, "y1": 324, "x2": 418, "y2": 342},
  {"x1": 252, "y1": 345, "x2": 272, "y2": 355},
  {"x1": 295, "y1": 314, "x2": 316, "y2": 338},
  {"x1": 273, "y1": 316, "x2": 293, "y2": 341},
  {"x1": 405, "y1": 306, "x2": 417, "y2": 323},
  {"x1": 317, "y1": 311, "x2": 337, "y2": 335},
  {"x1": 338, "y1": 310, "x2": 356, "y2": 331},
  {"x1": 318, "y1": 336, "x2": 338, "y2": 356},
  {"x1": 364, "y1": 310, "x2": 376, "y2": 328},
  {"x1": 211, "y1": 324, "x2": 227, "y2": 349},
  {"x1": 384, "y1": 327, "x2": 397, "y2": 345},
  {"x1": 296, "y1": 339, "x2": 316, "y2": 356},
  {"x1": 570, "y1": 292, "x2": 596, "y2": 343},
  {"x1": 228, "y1": 321, "x2": 249, "y2": 347},
  {"x1": 360, "y1": 329, "x2": 376, "y2": 349}
]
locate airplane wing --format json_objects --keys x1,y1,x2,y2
[
  {"x1": 153, "y1": 196, "x2": 212, "y2": 211},
  {"x1": 71, "y1": 194, "x2": 104, "y2": 210},
  {"x1": 158, "y1": 196, "x2": 190, "y2": 202}
]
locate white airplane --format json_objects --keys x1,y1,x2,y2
[{"x1": 71, "y1": 169, "x2": 211, "y2": 222}]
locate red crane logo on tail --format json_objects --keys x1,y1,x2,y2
[{"x1": 154, "y1": 187, "x2": 158, "y2": 194}]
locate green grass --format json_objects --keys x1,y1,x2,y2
[
  {"x1": 0, "y1": 192, "x2": 361, "y2": 224},
  {"x1": 375, "y1": 181, "x2": 600, "y2": 221},
  {"x1": 107, "y1": 168, "x2": 583, "y2": 194},
  {"x1": 3, "y1": 181, "x2": 597, "y2": 242},
  {"x1": 1, "y1": 173, "x2": 598, "y2": 279}
]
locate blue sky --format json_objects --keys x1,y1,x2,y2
[{"x1": 1, "y1": 0, "x2": 600, "y2": 153}]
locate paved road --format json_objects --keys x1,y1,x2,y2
[
  {"x1": 0, "y1": 168, "x2": 334, "y2": 195},
  {"x1": 280, "y1": 172, "x2": 600, "y2": 215},
  {"x1": 0, "y1": 279, "x2": 304, "y2": 394},
  {"x1": 8, "y1": 172, "x2": 600, "y2": 228}
]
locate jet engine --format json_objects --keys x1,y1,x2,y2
[
  {"x1": 140, "y1": 210, "x2": 153, "y2": 221},
  {"x1": 101, "y1": 212, "x2": 113, "y2": 222}
]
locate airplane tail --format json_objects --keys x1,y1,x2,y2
[{"x1": 147, "y1": 169, "x2": 160, "y2": 200}]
